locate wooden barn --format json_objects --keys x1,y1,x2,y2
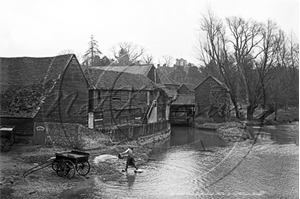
[
  {"x1": 84, "y1": 68, "x2": 169, "y2": 129},
  {"x1": 0, "y1": 54, "x2": 89, "y2": 143},
  {"x1": 177, "y1": 83, "x2": 196, "y2": 95},
  {"x1": 194, "y1": 76, "x2": 230, "y2": 122}
]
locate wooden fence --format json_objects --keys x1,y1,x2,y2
[{"x1": 97, "y1": 120, "x2": 170, "y2": 141}]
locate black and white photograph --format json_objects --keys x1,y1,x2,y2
[{"x1": 0, "y1": 0, "x2": 299, "y2": 198}]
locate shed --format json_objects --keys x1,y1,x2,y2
[
  {"x1": 84, "y1": 68, "x2": 169, "y2": 128},
  {"x1": 170, "y1": 94, "x2": 195, "y2": 125},
  {"x1": 194, "y1": 76, "x2": 230, "y2": 121},
  {"x1": 0, "y1": 54, "x2": 89, "y2": 142}
]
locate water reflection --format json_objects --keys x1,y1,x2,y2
[
  {"x1": 248, "y1": 122, "x2": 299, "y2": 145},
  {"x1": 91, "y1": 126, "x2": 228, "y2": 198},
  {"x1": 169, "y1": 126, "x2": 227, "y2": 149},
  {"x1": 125, "y1": 173, "x2": 136, "y2": 188},
  {"x1": 60, "y1": 123, "x2": 299, "y2": 198}
]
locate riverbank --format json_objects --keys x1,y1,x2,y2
[
  {"x1": 61, "y1": 124, "x2": 299, "y2": 198},
  {"x1": 194, "y1": 106, "x2": 298, "y2": 143},
  {"x1": 194, "y1": 121, "x2": 251, "y2": 142},
  {"x1": 0, "y1": 129, "x2": 170, "y2": 199}
]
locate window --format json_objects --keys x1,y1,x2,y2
[
  {"x1": 94, "y1": 112, "x2": 103, "y2": 127},
  {"x1": 112, "y1": 91, "x2": 121, "y2": 101}
]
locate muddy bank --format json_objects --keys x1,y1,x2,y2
[
  {"x1": 217, "y1": 122, "x2": 251, "y2": 142},
  {"x1": 194, "y1": 122, "x2": 251, "y2": 142},
  {"x1": 0, "y1": 130, "x2": 170, "y2": 199}
]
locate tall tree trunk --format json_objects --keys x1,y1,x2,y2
[
  {"x1": 231, "y1": 98, "x2": 240, "y2": 118},
  {"x1": 274, "y1": 104, "x2": 278, "y2": 121},
  {"x1": 247, "y1": 104, "x2": 258, "y2": 121},
  {"x1": 258, "y1": 103, "x2": 276, "y2": 121}
]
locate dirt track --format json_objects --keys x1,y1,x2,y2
[{"x1": 0, "y1": 143, "x2": 151, "y2": 199}]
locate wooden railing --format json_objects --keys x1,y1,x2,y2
[{"x1": 97, "y1": 120, "x2": 170, "y2": 141}]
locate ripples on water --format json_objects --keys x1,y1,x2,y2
[
  {"x1": 91, "y1": 126, "x2": 232, "y2": 198},
  {"x1": 248, "y1": 122, "x2": 299, "y2": 145},
  {"x1": 61, "y1": 123, "x2": 299, "y2": 198}
]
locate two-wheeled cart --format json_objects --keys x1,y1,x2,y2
[
  {"x1": 0, "y1": 125, "x2": 15, "y2": 152},
  {"x1": 52, "y1": 150, "x2": 91, "y2": 179},
  {"x1": 23, "y1": 150, "x2": 90, "y2": 179}
]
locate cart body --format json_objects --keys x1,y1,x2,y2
[
  {"x1": 0, "y1": 125, "x2": 15, "y2": 152},
  {"x1": 52, "y1": 150, "x2": 91, "y2": 178}
]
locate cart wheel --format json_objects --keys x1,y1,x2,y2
[
  {"x1": 56, "y1": 161, "x2": 66, "y2": 177},
  {"x1": 64, "y1": 160, "x2": 75, "y2": 179},
  {"x1": 1, "y1": 141, "x2": 11, "y2": 152},
  {"x1": 52, "y1": 160, "x2": 59, "y2": 171},
  {"x1": 76, "y1": 161, "x2": 90, "y2": 176},
  {"x1": 8, "y1": 136, "x2": 15, "y2": 146}
]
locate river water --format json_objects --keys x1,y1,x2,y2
[{"x1": 60, "y1": 123, "x2": 299, "y2": 199}]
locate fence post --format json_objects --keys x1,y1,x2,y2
[
  {"x1": 129, "y1": 127, "x2": 133, "y2": 139},
  {"x1": 160, "y1": 120, "x2": 163, "y2": 132}
]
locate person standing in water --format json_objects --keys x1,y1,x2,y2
[{"x1": 119, "y1": 147, "x2": 138, "y2": 172}]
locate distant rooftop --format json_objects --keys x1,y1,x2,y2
[
  {"x1": 84, "y1": 68, "x2": 158, "y2": 91},
  {"x1": 156, "y1": 70, "x2": 179, "y2": 85},
  {"x1": 91, "y1": 65, "x2": 153, "y2": 77},
  {"x1": 172, "y1": 94, "x2": 195, "y2": 105}
]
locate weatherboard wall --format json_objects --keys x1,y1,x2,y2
[
  {"x1": 91, "y1": 89, "x2": 168, "y2": 128},
  {"x1": 178, "y1": 84, "x2": 194, "y2": 95},
  {"x1": 34, "y1": 57, "x2": 89, "y2": 125},
  {"x1": 0, "y1": 117, "x2": 33, "y2": 137},
  {"x1": 195, "y1": 77, "x2": 220, "y2": 115}
]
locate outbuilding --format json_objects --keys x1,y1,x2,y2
[
  {"x1": 84, "y1": 68, "x2": 170, "y2": 128},
  {"x1": 0, "y1": 54, "x2": 89, "y2": 143},
  {"x1": 194, "y1": 76, "x2": 230, "y2": 122}
]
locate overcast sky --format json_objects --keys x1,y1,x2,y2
[{"x1": 0, "y1": 0, "x2": 299, "y2": 65}]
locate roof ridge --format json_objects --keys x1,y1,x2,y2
[
  {"x1": 42, "y1": 56, "x2": 56, "y2": 86},
  {"x1": 32, "y1": 54, "x2": 74, "y2": 118},
  {"x1": 160, "y1": 70, "x2": 179, "y2": 85}
]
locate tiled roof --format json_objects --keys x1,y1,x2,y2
[
  {"x1": 157, "y1": 85, "x2": 178, "y2": 99},
  {"x1": 183, "y1": 83, "x2": 197, "y2": 91},
  {"x1": 156, "y1": 70, "x2": 179, "y2": 85},
  {"x1": 84, "y1": 68, "x2": 158, "y2": 90},
  {"x1": 0, "y1": 54, "x2": 74, "y2": 118},
  {"x1": 178, "y1": 83, "x2": 196, "y2": 94},
  {"x1": 172, "y1": 94, "x2": 195, "y2": 105},
  {"x1": 194, "y1": 76, "x2": 229, "y2": 91},
  {"x1": 91, "y1": 65, "x2": 153, "y2": 77}
]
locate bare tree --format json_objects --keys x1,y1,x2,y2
[
  {"x1": 58, "y1": 49, "x2": 74, "y2": 55},
  {"x1": 226, "y1": 16, "x2": 264, "y2": 120},
  {"x1": 198, "y1": 10, "x2": 242, "y2": 118},
  {"x1": 256, "y1": 21, "x2": 283, "y2": 108},
  {"x1": 196, "y1": 10, "x2": 298, "y2": 121},
  {"x1": 111, "y1": 42, "x2": 145, "y2": 65},
  {"x1": 162, "y1": 55, "x2": 174, "y2": 67},
  {"x1": 142, "y1": 54, "x2": 154, "y2": 64}
]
